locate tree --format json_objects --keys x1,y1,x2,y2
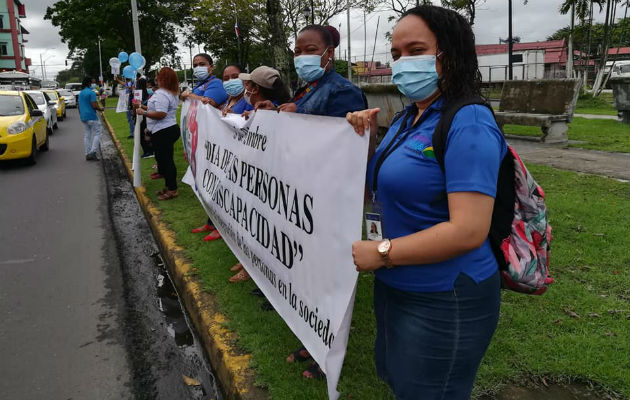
[
  {"x1": 45, "y1": 0, "x2": 194, "y2": 81},
  {"x1": 440, "y1": 0, "x2": 486, "y2": 26},
  {"x1": 559, "y1": 0, "x2": 605, "y2": 79},
  {"x1": 192, "y1": 0, "x2": 270, "y2": 68}
]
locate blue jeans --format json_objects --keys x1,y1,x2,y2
[
  {"x1": 82, "y1": 120, "x2": 102, "y2": 155},
  {"x1": 374, "y1": 271, "x2": 501, "y2": 400},
  {"x1": 126, "y1": 110, "x2": 134, "y2": 136}
]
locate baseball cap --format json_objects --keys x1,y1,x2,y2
[{"x1": 238, "y1": 66, "x2": 280, "y2": 89}]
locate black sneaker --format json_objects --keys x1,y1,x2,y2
[
  {"x1": 86, "y1": 152, "x2": 99, "y2": 161},
  {"x1": 141, "y1": 152, "x2": 154, "y2": 159}
]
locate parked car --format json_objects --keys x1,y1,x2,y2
[
  {"x1": 65, "y1": 82, "x2": 83, "y2": 101},
  {"x1": 56, "y1": 88, "x2": 76, "y2": 108},
  {"x1": 25, "y1": 90, "x2": 57, "y2": 133},
  {"x1": 0, "y1": 90, "x2": 49, "y2": 164},
  {"x1": 44, "y1": 89, "x2": 66, "y2": 121}
]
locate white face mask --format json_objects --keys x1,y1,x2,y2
[{"x1": 244, "y1": 89, "x2": 254, "y2": 105}]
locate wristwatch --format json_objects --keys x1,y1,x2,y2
[{"x1": 377, "y1": 239, "x2": 394, "y2": 269}]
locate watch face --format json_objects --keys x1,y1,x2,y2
[{"x1": 378, "y1": 240, "x2": 390, "y2": 254}]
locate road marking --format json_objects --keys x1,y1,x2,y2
[{"x1": 0, "y1": 258, "x2": 35, "y2": 265}]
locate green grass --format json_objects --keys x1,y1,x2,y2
[
  {"x1": 503, "y1": 117, "x2": 630, "y2": 153},
  {"x1": 574, "y1": 92, "x2": 617, "y2": 116},
  {"x1": 105, "y1": 98, "x2": 629, "y2": 399}
]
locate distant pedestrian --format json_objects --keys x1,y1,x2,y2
[{"x1": 78, "y1": 76, "x2": 104, "y2": 161}]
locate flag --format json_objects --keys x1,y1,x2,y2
[{"x1": 234, "y1": 20, "x2": 240, "y2": 38}]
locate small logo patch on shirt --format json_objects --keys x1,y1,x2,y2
[{"x1": 405, "y1": 133, "x2": 436, "y2": 160}]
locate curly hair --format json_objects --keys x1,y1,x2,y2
[
  {"x1": 400, "y1": 5, "x2": 482, "y2": 106},
  {"x1": 157, "y1": 67, "x2": 179, "y2": 95}
]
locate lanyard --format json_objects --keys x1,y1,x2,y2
[
  {"x1": 371, "y1": 110, "x2": 415, "y2": 197},
  {"x1": 292, "y1": 81, "x2": 319, "y2": 102}
]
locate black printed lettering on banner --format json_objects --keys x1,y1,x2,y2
[
  {"x1": 238, "y1": 160, "x2": 314, "y2": 235},
  {"x1": 233, "y1": 125, "x2": 268, "y2": 151}
]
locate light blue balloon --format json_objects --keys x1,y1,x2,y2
[
  {"x1": 129, "y1": 52, "x2": 143, "y2": 69},
  {"x1": 118, "y1": 51, "x2": 129, "y2": 63},
  {"x1": 122, "y1": 65, "x2": 136, "y2": 79}
]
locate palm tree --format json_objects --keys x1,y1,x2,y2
[{"x1": 559, "y1": 0, "x2": 602, "y2": 79}]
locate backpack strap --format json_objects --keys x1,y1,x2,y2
[{"x1": 432, "y1": 96, "x2": 495, "y2": 172}]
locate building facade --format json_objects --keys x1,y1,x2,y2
[{"x1": 0, "y1": 0, "x2": 30, "y2": 72}]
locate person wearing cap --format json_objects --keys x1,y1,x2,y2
[
  {"x1": 180, "y1": 53, "x2": 228, "y2": 108},
  {"x1": 239, "y1": 66, "x2": 291, "y2": 113},
  {"x1": 257, "y1": 25, "x2": 366, "y2": 117},
  {"x1": 221, "y1": 63, "x2": 253, "y2": 116}
]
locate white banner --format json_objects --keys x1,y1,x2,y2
[
  {"x1": 180, "y1": 100, "x2": 368, "y2": 399},
  {"x1": 116, "y1": 91, "x2": 128, "y2": 113}
]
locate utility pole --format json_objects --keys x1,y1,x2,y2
[
  {"x1": 130, "y1": 0, "x2": 142, "y2": 56},
  {"x1": 508, "y1": 0, "x2": 513, "y2": 80},
  {"x1": 98, "y1": 36, "x2": 104, "y2": 84},
  {"x1": 39, "y1": 53, "x2": 44, "y2": 80},
  {"x1": 347, "y1": 0, "x2": 352, "y2": 80}
]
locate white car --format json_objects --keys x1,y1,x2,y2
[
  {"x1": 65, "y1": 83, "x2": 83, "y2": 102},
  {"x1": 56, "y1": 89, "x2": 77, "y2": 108},
  {"x1": 25, "y1": 90, "x2": 57, "y2": 133}
]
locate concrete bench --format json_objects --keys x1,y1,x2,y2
[
  {"x1": 608, "y1": 77, "x2": 630, "y2": 123},
  {"x1": 495, "y1": 79, "x2": 582, "y2": 144}
]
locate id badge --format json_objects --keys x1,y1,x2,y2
[{"x1": 365, "y1": 212, "x2": 383, "y2": 241}]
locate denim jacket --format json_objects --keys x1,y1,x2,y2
[{"x1": 294, "y1": 70, "x2": 366, "y2": 117}]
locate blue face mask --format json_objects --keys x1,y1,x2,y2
[
  {"x1": 391, "y1": 55, "x2": 440, "y2": 101},
  {"x1": 147, "y1": 88, "x2": 154, "y2": 96},
  {"x1": 223, "y1": 79, "x2": 244, "y2": 97},
  {"x1": 193, "y1": 66, "x2": 210, "y2": 80},
  {"x1": 91, "y1": 84, "x2": 97, "y2": 89},
  {"x1": 294, "y1": 50, "x2": 330, "y2": 82}
]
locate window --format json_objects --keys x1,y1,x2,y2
[
  {"x1": 511, "y1": 54, "x2": 524, "y2": 63},
  {"x1": 0, "y1": 16, "x2": 4, "y2": 30},
  {"x1": 0, "y1": 42, "x2": 8, "y2": 56}
]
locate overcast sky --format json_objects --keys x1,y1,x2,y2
[{"x1": 22, "y1": 0, "x2": 627, "y2": 79}]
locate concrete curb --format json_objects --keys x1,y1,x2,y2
[{"x1": 102, "y1": 115, "x2": 268, "y2": 400}]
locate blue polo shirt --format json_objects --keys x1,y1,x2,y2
[
  {"x1": 230, "y1": 97, "x2": 254, "y2": 114},
  {"x1": 192, "y1": 76, "x2": 228, "y2": 106},
  {"x1": 78, "y1": 87, "x2": 97, "y2": 121},
  {"x1": 366, "y1": 97, "x2": 507, "y2": 292}
]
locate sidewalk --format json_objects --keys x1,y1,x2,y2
[
  {"x1": 507, "y1": 137, "x2": 630, "y2": 181},
  {"x1": 574, "y1": 113, "x2": 619, "y2": 120}
]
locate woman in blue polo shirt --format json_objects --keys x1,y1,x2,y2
[
  {"x1": 257, "y1": 25, "x2": 366, "y2": 117},
  {"x1": 181, "y1": 53, "x2": 228, "y2": 107},
  {"x1": 220, "y1": 63, "x2": 253, "y2": 116},
  {"x1": 347, "y1": 5, "x2": 506, "y2": 399}
]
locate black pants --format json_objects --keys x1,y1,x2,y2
[
  {"x1": 140, "y1": 118, "x2": 152, "y2": 155},
  {"x1": 151, "y1": 124, "x2": 180, "y2": 191}
]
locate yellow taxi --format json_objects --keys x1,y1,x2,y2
[
  {"x1": 0, "y1": 90, "x2": 49, "y2": 164},
  {"x1": 44, "y1": 89, "x2": 66, "y2": 121}
]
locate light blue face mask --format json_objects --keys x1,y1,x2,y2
[
  {"x1": 147, "y1": 88, "x2": 154, "y2": 96},
  {"x1": 294, "y1": 49, "x2": 330, "y2": 82},
  {"x1": 391, "y1": 54, "x2": 440, "y2": 101},
  {"x1": 223, "y1": 78, "x2": 244, "y2": 97},
  {"x1": 91, "y1": 83, "x2": 97, "y2": 89},
  {"x1": 193, "y1": 66, "x2": 210, "y2": 80}
]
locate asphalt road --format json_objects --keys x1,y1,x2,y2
[
  {"x1": 0, "y1": 108, "x2": 220, "y2": 400},
  {"x1": 0, "y1": 109, "x2": 132, "y2": 398}
]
